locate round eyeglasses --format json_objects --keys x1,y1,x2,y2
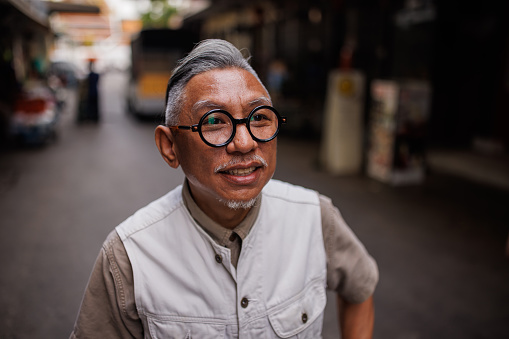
[{"x1": 168, "y1": 105, "x2": 287, "y2": 147}]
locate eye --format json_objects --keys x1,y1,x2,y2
[
  {"x1": 205, "y1": 117, "x2": 222, "y2": 125},
  {"x1": 251, "y1": 112, "x2": 270, "y2": 122},
  {"x1": 202, "y1": 113, "x2": 229, "y2": 126},
  {"x1": 250, "y1": 108, "x2": 276, "y2": 127}
]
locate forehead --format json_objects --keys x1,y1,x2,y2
[{"x1": 182, "y1": 68, "x2": 270, "y2": 115}]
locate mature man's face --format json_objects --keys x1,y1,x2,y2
[{"x1": 171, "y1": 67, "x2": 277, "y2": 211}]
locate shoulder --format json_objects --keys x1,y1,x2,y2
[
  {"x1": 102, "y1": 230, "x2": 132, "y2": 280},
  {"x1": 116, "y1": 185, "x2": 185, "y2": 240},
  {"x1": 318, "y1": 194, "x2": 340, "y2": 224},
  {"x1": 103, "y1": 229, "x2": 127, "y2": 255},
  {"x1": 317, "y1": 192, "x2": 357, "y2": 247},
  {"x1": 262, "y1": 179, "x2": 320, "y2": 205}
]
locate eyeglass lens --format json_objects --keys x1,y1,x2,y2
[{"x1": 200, "y1": 107, "x2": 279, "y2": 146}]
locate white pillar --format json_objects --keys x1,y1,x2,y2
[{"x1": 320, "y1": 69, "x2": 365, "y2": 175}]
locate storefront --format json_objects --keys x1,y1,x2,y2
[{"x1": 0, "y1": 0, "x2": 52, "y2": 145}]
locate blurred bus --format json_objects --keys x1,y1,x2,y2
[{"x1": 127, "y1": 28, "x2": 196, "y2": 117}]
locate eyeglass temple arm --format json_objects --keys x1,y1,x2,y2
[{"x1": 168, "y1": 125, "x2": 199, "y2": 132}]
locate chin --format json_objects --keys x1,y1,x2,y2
[{"x1": 221, "y1": 198, "x2": 259, "y2": 210}]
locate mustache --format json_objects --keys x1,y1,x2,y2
[{"x1": 214, "y1": 155, "x2": 268, "y2": 173}]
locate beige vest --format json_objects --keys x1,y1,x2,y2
[{"x1": 116, "y1": 179, "x2": 327, "y2": 338}]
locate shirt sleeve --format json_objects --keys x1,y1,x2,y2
[
  {"x1": 320, "y1": 194, "x2": 379, "y2": 303},
  {"x1": 70, "y1": 230, "x2": 143, "y2": 339}
]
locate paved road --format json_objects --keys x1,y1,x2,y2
[{"x1": 1, "y1": 71, "x2": 508, "y2": 338}]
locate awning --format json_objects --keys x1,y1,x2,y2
[
  {"x1": 44, "y1": 1, "x2": 100, "y2": 14},
  {"x1": 4, "y1": 0, "x2": 49, "y2": 27}
]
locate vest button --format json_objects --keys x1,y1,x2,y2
[
  {"x1": 215, "y1": 254, "x2": 222, "y2": 263},
  {"x1": 302, "y1": 313, "x2": 308, "y2": 323},
  {"x1": 241, "y1": 297, "x2": 249, "y2": 308}
]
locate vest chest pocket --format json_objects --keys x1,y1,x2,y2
[
  {"x1": 147, "y1": 316, "x2": 226, "y2": 339},
  {"x1": 268, "y1": 280, "x2": 327, "y2": 338}
]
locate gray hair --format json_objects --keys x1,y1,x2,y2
[{"x1": 164, "y1": 39, "x2": 268, "y2": 125}]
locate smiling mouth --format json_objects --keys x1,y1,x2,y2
[
  {"x1": 225, "y1": 167, "x2": 257, "y2": 176},
  {"x1": 214, "y1": 155, "x2": 268, "y2": 177}
]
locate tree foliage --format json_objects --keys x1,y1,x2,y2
[{"x1": 140, "y1": 0, "x2": 178, "y2": 29}]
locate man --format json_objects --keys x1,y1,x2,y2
[
  {"x1": 77, "y1": 60, "x2": 100, "y2": 123},
  {"x1": 71, "y1": 39, "x2": 378, "y2": 338}
]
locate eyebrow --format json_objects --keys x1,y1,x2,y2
[
  {"x1": 191, "y1": 96, "x2": 272, "y2": 115},
  {"x1": 191, "y1": 100, "x2": 223, "y2": 114},
  {"x1": 248, "y1": 97, "x2": 272, "y2": 107}
]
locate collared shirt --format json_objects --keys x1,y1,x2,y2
[
  {"x1": 181, "y1": 180, "x2": 259, "y2": 268},
  {"x1": 70, "y1": 182, "x2": 378, "y2": 339}
]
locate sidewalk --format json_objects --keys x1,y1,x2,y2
[{"x1": 427, "y1": 149, "x2": 509, "y2": 191}]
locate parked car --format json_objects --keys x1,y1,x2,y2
[{"x1": 10, "y1": 80, "x2": 60, "y2": 145}]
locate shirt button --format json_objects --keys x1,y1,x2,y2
[
  {"x1": 215, "y1": 254, "x2": 222, "y2": 263},
  {"x1": 241, "y1": 297, "x2": 249, "y2": 308},
  {"x1": 229, "y1": 233, "x2": 236, "y2": 242},
  {"x1": 301, "y1": 313, "x2": 308, "y2": 323}
]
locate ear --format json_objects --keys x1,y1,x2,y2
[{"x1": 155, "y1": 125, "x2": 180, "y2": 168}]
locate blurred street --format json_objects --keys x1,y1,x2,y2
[{"x1": 0, "y1": 70, "x2": 508, "y2": 338}]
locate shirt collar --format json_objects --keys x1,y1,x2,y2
[{"x1": 181, "y1": 180, "x2": 261, "y2": 247}]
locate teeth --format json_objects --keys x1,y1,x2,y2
[{"x1": 227, "y1": 167, "x2": 256, "y2": 176}]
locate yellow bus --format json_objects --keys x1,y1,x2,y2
[{"x1": 127, "y1": 28, "x2": 196, "y2": 118}]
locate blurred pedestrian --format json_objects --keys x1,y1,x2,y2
[
  {"x1": 70, "y1": 39, "x2": 378, "y2": 338},
  {"x1": 77, "y1": 59, "x2": 100, "y2": 123}
]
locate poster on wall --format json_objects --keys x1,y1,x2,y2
[{"x1": 367, "y1": 80, "x2": 431, "y2": 185}]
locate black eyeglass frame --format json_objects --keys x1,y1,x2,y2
[{"x1": 168, "y1": 105, "x2": 287, "y2": 147}]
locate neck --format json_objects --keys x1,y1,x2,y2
[
  {"x1": 198, "y1": 198, "x2": 251, "y2": 230},
  {"x1": 187, "y1": 183, "x2": 252, "y2": 229}
]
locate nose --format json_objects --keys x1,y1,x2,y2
[{"x1": 226, "y1": 123, "x2": 257, "y2": 154}]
